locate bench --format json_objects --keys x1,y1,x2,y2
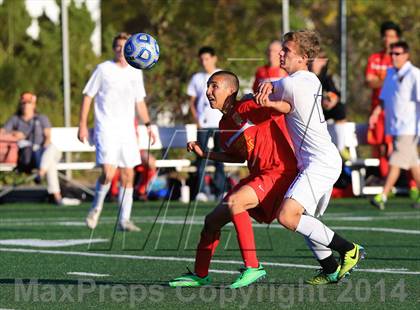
[
  {"x1": 0, "y1": 125, "x2": 247, "y2": 198},
  {"x1": 333, "y1": 122, "x2": 388, "y2": 197},
  {"x1": 0, "y1": 125, "x2": 197, "y2": 173},
  {"x1": 0, "y1": 125, "x2": 198, "y2": 197}
]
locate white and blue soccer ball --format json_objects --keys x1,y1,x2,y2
[{"x1": 124, "y1": 33, "x2": 160, "y2": 70}]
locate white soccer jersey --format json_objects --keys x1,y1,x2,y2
[
  {"x1": 83, "y1": 60, "x2": 146, "y2": 141},
  {"x1": 270, "y1": 70, "x2": 341, "y2": 172}
]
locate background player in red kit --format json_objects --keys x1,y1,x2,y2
[
  {"x1": 169, "y1": 71, "x2": 297, "y2": 289},
  {"x1": 252, "y1": 40, "x2": 288, "y2": 93},
  {"x1": 366, "y1": 21, "x2": 401, "y2": 179}
]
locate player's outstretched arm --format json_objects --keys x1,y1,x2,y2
[
  {"x1": 187, "y1": 141, "x2": 245, "y2": 163},
  {"x1": 255, "y1": 92, "x2": 291, "y2": 114}
]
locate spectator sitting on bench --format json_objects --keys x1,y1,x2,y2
[{"x1": 0, "y1": 92, "x2": 80, "y2": 206}]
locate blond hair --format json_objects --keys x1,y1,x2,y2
[{"x1": 283, "y1": 30, "x2": 321, "y2": 65}]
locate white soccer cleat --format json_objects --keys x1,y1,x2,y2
[
  {"x1": 117, "y1": 220, "x2": 141, "y2": 232},
  {"x1": 59, "y1": 197, "x2": 81, "y2": 206},
  {"x1": 195, "y1": 193, "x2": 208, "y2": 202},
  {"x1": 85, "y1": 207, "x2": 102, "y2": 230}
]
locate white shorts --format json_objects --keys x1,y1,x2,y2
[
  {"x1": 285, "y1": 167, "x2": 340, "y2": 217},
  {"x1": 95, "y1": 135, "x2": 141, "y2": 168}
]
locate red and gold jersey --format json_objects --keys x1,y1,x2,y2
[
  {"x1": 219, "y1": 99, "x2": 297, "y2": 175},
  {"x1": 252, "y1": 65, "x2": 288, "y2": 93},
  {"x1": 366, "y1": 51, "x2": 393, "y2": 110}
]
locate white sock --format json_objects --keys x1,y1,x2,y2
[
  {"x1": 335, "y1": 123, "x2": 346, "y2": 152},
  {"x1": 118, "y1": 187, "x2": 133, "y2": 223},
  {"x1": 296, "y1": 215, "x2": 335, "y2": 247},
  {"x1": 91, "y1": 181, "x2": 110, "y2": 211},
  {"x1": 304, "y1": 236, "x2": 332, "y2": 260}
]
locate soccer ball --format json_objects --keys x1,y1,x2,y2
[{"x1": 124, "y1": 33, "x2": 160, "y2": 70}]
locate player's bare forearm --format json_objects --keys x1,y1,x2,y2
[
  {"x1": 79, "y1": 95, "x2": 92, "y2": 127},
  {"x1": 189, "y1": 97, "x2": 198, "y2": 124},
  {"x1": 136, "y1": 100, "x2": 151, "y2": 124},
  {"x1": 204, "y1": 151, "x2": 245, "y2": 163},
  {"x1": 266, "y1": 100, "x2": 291, "y2": 114}
]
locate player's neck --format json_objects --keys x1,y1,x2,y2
[
  {"x1": 205, "y1": 67, "x2": 216, "y2": 74},
  {"x1": 221, "y1": 98, "x2": 236, "y2": 115},
  {"x1": 114, "y1": 58, "x2": 128, "y2": 67}
]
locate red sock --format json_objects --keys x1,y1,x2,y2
[
  {"x1": 138, "y1": 167, "x2": 156, "y2": 195},
  {"x1": 194, "y1": 230, "x2": 220, "y2": 278},
  {"x1": 232, "y1": 211, "x2": 259, "y2": 268},
  {"x1": 110, "y1": 170, "x2": 120, "y2": 197},
  {"x1": 379, "y1": 156, "x2": 389, "y2": 178}
]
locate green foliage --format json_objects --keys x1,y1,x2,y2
[{"x1": 0, "y1": 0, "x2": 98, "y2": 127}]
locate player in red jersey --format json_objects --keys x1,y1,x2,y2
[
  {"x1": 252, "y1": 40, "x2": 288, "y2": 93},
  {"x1": 169, "y1": 71, "x2": 297, "y2": 289},
  {"x1": 366, "y1": 21, "x2": 401, "y2": 179}
]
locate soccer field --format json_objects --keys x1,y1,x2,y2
[{"x1": 0, "y1": 198, "x2": 419, "y2": 309}]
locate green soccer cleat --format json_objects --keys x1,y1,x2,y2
[
  {"x1": 412, "y1": 194, "x2": 420, "y2": 209},
  {"x1": 229, "y1": 264, "x2": 266, "y2": 289},
  {"x1": 338, "y1": 243, "x2": 366, "y2": 279},
  {"x1": 370, "y1": 194, "x2": 386, "y2": 210},
  {"x1": 169, "y1": 272, "x2": 211, "y2": 288},
  {"x1": 305, "y1": 266, "x2": 341, "y2": 285},
  {"x1": 409, "y1": 187, "x2": 419, "y2": 201}
]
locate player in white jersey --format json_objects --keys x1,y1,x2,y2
[
  {"x1": 255, "y1": 30, "x2": 365, "y2": 285},
  {"x1": 78, "y1": 32, "x2": 156, "y2": 232}
]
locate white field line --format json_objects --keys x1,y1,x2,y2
[
  {"x1": 1, "y1": 247, "x2": 420, "y2": 276},
  {"x1": 0, "y1": 217, "x2": 419, "y2": 235},
  {"x1": 67, "y1": 272, "x2": 110, "y2": 277},
  {"x1": 0, "y1": 239, "x2": 108, "y2": 247},
  {"x1": 1, "y1": 211, "x2": 420, "y2": 224},
  {"x1": 209, "y1": 269, "x2": 238, "y2": 275}
]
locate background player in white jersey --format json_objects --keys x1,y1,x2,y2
[
  {"x1": 255, "y1": 30, "x2": 365, "y2": 285},
  {"x1": 78, "y1": 32, "x2": 156, "y2": 232}
]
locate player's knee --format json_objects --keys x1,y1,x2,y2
[
  {"x1": 277, "y1": 209, "x2": 299, "y2": 231},
  {"x1": 226, "y1": 194, "x2": 245, "y2": 214},
  {"x1": 101, "y1": 172, "x2": 115, "y2": 184}
]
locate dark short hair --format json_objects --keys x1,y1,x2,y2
[
  {"x1": 390, "y1": 41, "x2": 409, "y2": 53},
  {"x1": 209, "y1": 70, "x2": 239, "y2": 96},
  {"x1": 198, "y1": 46, "x2": 216, "y2": 57},
  {"x1": 380, "y1": 21, "x2": 401, "y2": 37},
  {"x1": 112, "y1": 32, "x2": 130, "y2": 48}
]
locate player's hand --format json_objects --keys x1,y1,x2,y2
[
  {"x1": 254, "y1": 92, "x2": 272, "y2": 107},
  {"x1": 187, "y1": 141, "x2": 204, "y2": 157},
  {"x1": 78, "y1": 125, "x2": 89, "y2": 144},
  {"x1": 368, "y1": 114, "x2": 378, "y2": 129},
  {"x1": 257, "y1": 82, "x2": 274, "y2": 95},
  {"x1": 147, "y1": 127, "x2": 157, "y2": 145}
]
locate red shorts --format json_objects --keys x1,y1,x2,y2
[{"x1": 224, "y1": 170, "x2": 297, "y2": 224}]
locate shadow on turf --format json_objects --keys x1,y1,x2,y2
[
  {"x1": 0, "y1": 278, "x2": 170, "y2": 286},
  {"x1": 0, "y1": 278, "x2": 307, "y2": 288}
]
